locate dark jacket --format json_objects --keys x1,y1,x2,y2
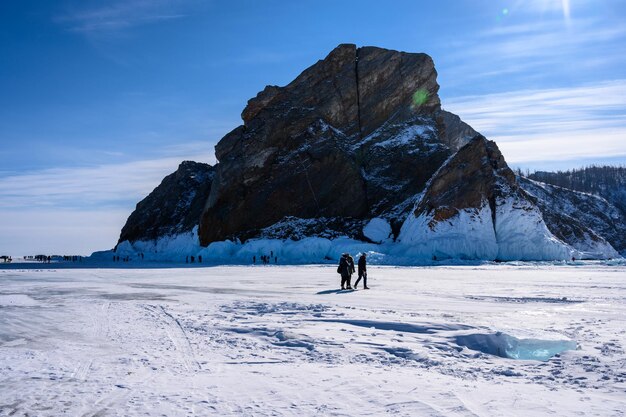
[
  {"x1": 347, "y1": 256, "x2": 355, "y2": 274},
  {"x1": 358, "y1": 255, "x2": 366, "y2": 273},
  {"x1": 338, "y1": 256, "x2": 350, "y2": 275}
]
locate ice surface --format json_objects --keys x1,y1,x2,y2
[
  {"x1": 0, "y1": 293, "x2": 38, "y2": 307},
  {"x1": 1, "y1": 263, "x2": 625, "y2": 416},
  {"x1": 455, "y1": 332, "x2": 577, "y2": 361}
]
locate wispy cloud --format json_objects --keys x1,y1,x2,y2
[
  {"x1": 0, "y1": 147, "x2": 217, "y2": 254},
  {"x1": 0, "y1": 208, "x2": 129, "y2": 255},
  {"x1": 0, "y1": 151, "x2": 215, "y2": 210},
  {"x1": 445, "y1": 80, "x2": 626, "y2": 165},
  {"x1": 57, "y1": 0, "x2": 194, "y2": 34},
  {"x1": 438, "y1": 17, "x2": 626, "y2": 87}
]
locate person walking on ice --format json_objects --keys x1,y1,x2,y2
[
  {"x1": 346, "y1": 253, "x2": 355, "y2": 289},
  {"x1": 337, "y1": 253, "x2": 352, "y2": 290},
  {"x1": 354, "y1": 253, "x2": 369, "y2": 289}
]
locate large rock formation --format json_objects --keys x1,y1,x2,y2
[
  {"x1": 118, "y1": 161, "x2": 215, "y2": 244},
  {"x1": 113, "y1": 44, "x2": 621, "y2": 262},
  {"x1": 198, "y1": 44, "x2": 474, "y2": 244}
]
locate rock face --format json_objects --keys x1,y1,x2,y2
[
  {"x1": 399, "y1": 136, "x2": 574, "y2": 260},
  {"x1": 199, "y1": 44, "x2": 473, "y2": 245},
  {"x1": 118, "y1": 161, "x2": 215, "y2": 244},
  {"x1": 519, "y1": 177, "x2": 622, "y2": 256},
  {"x1": 410, "y1": 136, "x2": 515, "y2": 224}
]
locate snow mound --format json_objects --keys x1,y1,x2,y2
[
  {"x1": 98, "y1": 231, "x2": 380, "y2": 265},
  {"x1": 362, "y1": 218, "x2": 392, "y2": 243}
]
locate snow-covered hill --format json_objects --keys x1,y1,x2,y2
[{"x1": 520, "y1": 177, "x2": 624, "y2": 257}]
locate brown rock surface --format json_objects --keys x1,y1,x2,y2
[
  {"x1": 199, "y1": 44, "x2": 472, "y2": 245},
  {"x1": 118, "y1": 161, "x2": 215, "y2": 244},
  {"x1": 412, "y1": 135, "x2": 519, "y2": 229}
]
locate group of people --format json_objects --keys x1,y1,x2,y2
[
  {"x1": 337, "y1": 253, "x2": 368, "y2": 290},
  {"x1": 113, "y1": 253, "x2": 144, "y2": 262},
  {"x1": 186, "y1": 255, "x2": 202, "y2": 263},
  {"x1": 253, "y1": 252, "x2": 278, "y2": 265}
]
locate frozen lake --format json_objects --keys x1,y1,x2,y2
[{"x1": 1, "y1": 264, "x2": 625, "y2": 416}]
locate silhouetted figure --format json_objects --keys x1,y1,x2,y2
[
  {"x1": 346, "y1": 254, "x2": 355, "y2": 289},
  {"x1": 198, "y1": 255, "x2": 202, "y2": 263},
  {"x1": 337, "y1": 253, "x2": 351, "y2": 290},
  {"x1": 190, "y1": 255, "x2": 195, "y2": 263},
  {"x1": 275, "y1": 256, "x2": 277, "y2": 264},
  {"x1": 253, "y1": 255, "x2": 256, "y2": 264},
  {"x1": 354, "y1": 253, "x2": 369, "y2": 289}
]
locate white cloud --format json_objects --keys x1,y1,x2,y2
[
  {"x1": 0, "y1": 150, "x2": 216, "y2": 255},
  {"x1": 438, "y1": 17, "x2": 626, "y2": 85},
  {"x1": 0, "y1": 151, "x2": 215, "y2": 210},
  {"x1": 57, "y1": 0, "x2": 195, "y2": 34},
  {"x1": 444, "y1": 80, "x2": 626, "y2": 164},
  {"x1": 0, "y1": 209, "x2": 129, "y2": 256}
]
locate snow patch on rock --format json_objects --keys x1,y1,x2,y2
[{"x1": 363, "y1": 218, "x2": 392, "y2": 243}]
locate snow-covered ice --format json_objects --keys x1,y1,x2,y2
[{"x1": 1, "y1": 263, "x2": 625, "y2": 416}]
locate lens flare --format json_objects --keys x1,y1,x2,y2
[{"x1": 412, "y1": 89, "x2": 429, "y2": 108}]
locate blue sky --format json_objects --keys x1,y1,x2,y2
[{"x1": 1, "y1": 0, "x2": 625, "y2": 255}]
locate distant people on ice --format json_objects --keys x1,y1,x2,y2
[
  {"x1": 354, "y1": 253, "x2": 369, "y2": 289},
  {"x1": 253, "y1": 254, "x2": 278, "y2": 265}
]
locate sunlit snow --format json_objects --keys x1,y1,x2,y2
[{"x1": 1, "y1": 262, "x2": 625, "y2": 416}]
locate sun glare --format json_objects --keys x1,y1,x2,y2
[
  {"x1": 561, "y1": 0, "x2": 571, "y2": 22},
  {"x1": 519, "y1": 0, "x2": 573, "y2": 23}
]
